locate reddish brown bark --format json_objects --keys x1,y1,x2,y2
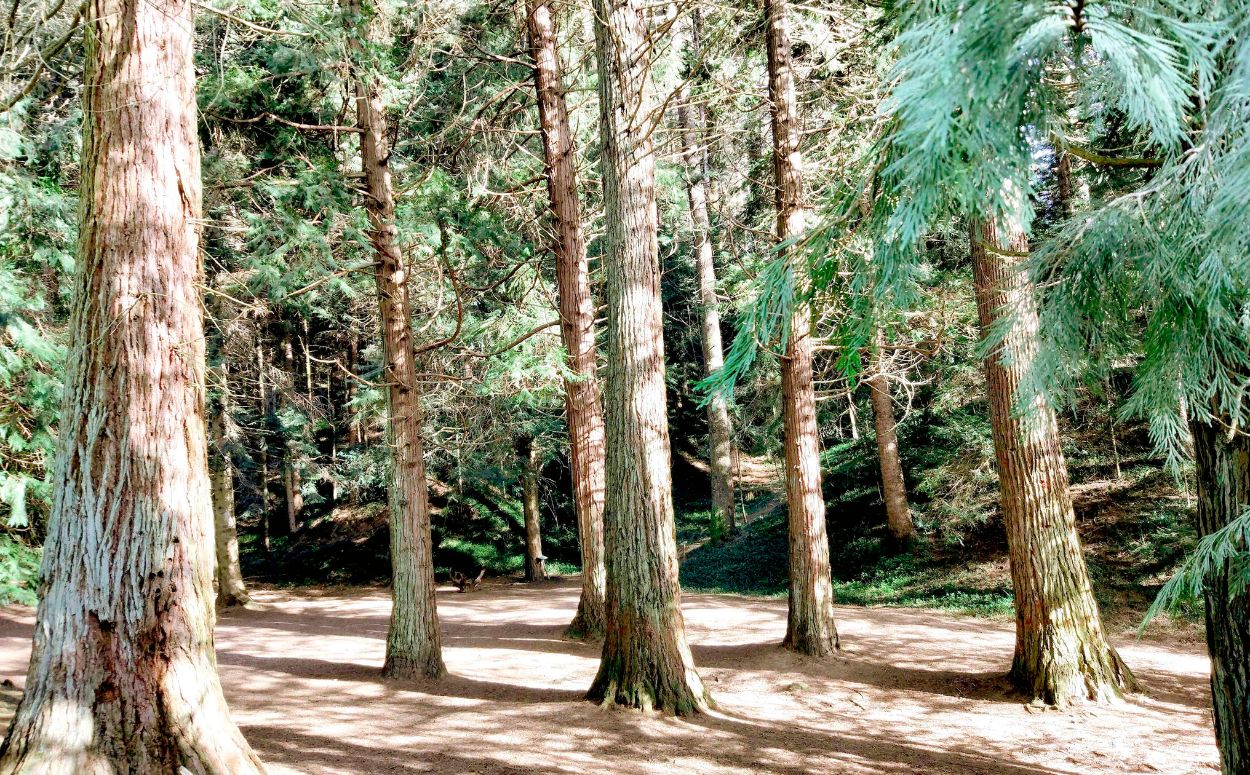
[
  {"x1": 766, "y1": 0, "x2": 838, "y2": 657},
  {"x1": 350, "y1": 0, "x2": 445, "y2": 680},
  {"x1": 584, "y1": 0, "x2": 709, "y2": 714},
  {"x1": 868, "y1": 334, "x2": 915, "y2": 544},
  {"x1": 526, "y1": 0, "x2": 607, "y2": 636},
  {"x1": 0, "y1": 0, "x2": 264, "y2": 766},
  {"x1": 971, "y1": 218, "x2": 1134, "y2": 705}
]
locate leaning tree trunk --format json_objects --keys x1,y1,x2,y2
[
  {"x1": 970, "y1": 218, "x2": 1135, "y2": 706},
  {"x1": 1190, "y1": 420, "x2": 1250, "y2": 773},
  {"x1": 520, "y1": 437, "x2": 546, "y2": 581},
  {"x1": 210, "y1": 368, "x2": 250, "y2": 609},
  {"x1": 766, "y1": 0, "x2": 839, "y2": 657},
  {"x1": 867, "y1": 334, "x2": 915, "y2": 544},
  {"x1": 584, "y1": 0, "x2": 710, "y2": 715},
  {"x1": 526, "y1": 0, "x2": 607, "y2": 637},
  {"x1": 0, "y1": 0, "x2": 265, "y2": 767},
  {"x1": 677, "y1": 10, "x2": 736, "y2": 533},
  {"x1": 349, "y1": 0, "x2": 445, "y2": 680}
]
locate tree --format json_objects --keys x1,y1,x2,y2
[
  {"x1": 766, "y1": 0, "x2": 838, "y2": 657},
  {"x1": 677, "y1": 10, "x2": 736, "y2": 533},
  {"x1": 519, "y1": 436, "x2": 545, "y2": 581},
  {"x1": 0, "y1": 0, "x2": 265, "y2": 766},
  {"x1": 971, "y1": 218, "x2": 1135, "y2": 705},
  {"x1": 867, "y1": 333, "x2": 915, "y2": 544},
  {"x1": 584, "y1": 0, "x2": 710, "y2": 714},
  {"x1": 211, "y1": 367, "x2": 250, "y2": 609},
  {"x1": 525, "y1": 0, "x2": 607, "y2": 635},
  {"x1": 349, "y1": 0, "x2": 445, "y2": 680}
]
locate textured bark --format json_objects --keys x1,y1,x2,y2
[
  {"x1": 868, "y1": 335, "x2": 915, "y2": 544},
  {"x1": 677, "y1": 11, "x2": 736, "y2": 533},
  {"x1": 520, "y1": 437, "x2": 546, "y2": 582},
  {"x1": 349, "y1": 0, "x2": 445, "y2": 680},
  {"x1": 526, "y1": 0, "x2": 607, "y2": 637},
  {"x1": 210, "y1": 371, "x2": 250, "y2": 610},
  {"x1": 0, "y1": 0, "x2": 265, "y2": 766},
  {"x1": 970, "y1": 218, "x2": 1135, "y2": 705},
  {"x1": 1190, "y1": 420, "x2": 1250, "y2": 773},
  {"x1": 585, "y1": 0, "x2": 710, "y2": 714},
  {"x1": 766, "y1": 0, "x2": 839, "y2": 657}
]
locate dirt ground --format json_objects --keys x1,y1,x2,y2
[{"x1": 0, "y1": 578, "x2": 1221, "y2": 774}]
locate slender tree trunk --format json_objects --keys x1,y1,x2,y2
[
  {"x1": 520, "y1": 437, "x2": 545, "y2": 581},
  {"x1": 868, "y1": 334, "x2": 915, "y2": 544},
  {"x1": 349, "y1": 0, "x2": 445, "y2": 680},
  {"x1": 211, "y1": 368, "x2": 250, "y2": 609},
  {"x1": 280, "y1": 331, "x2": 303, "y2": 534},
  {"x1": 677, "y1": 10, "x2": 736, "y2": 533},
  {"x1": 585, "y1": 0, "x2": 709, "y2": 714},
  {"x1": 970, "y1": 218, "x2": 1135, "y2": 705},
  {"x1": 255, "y1": 341, "x2": 272, "y2": 552},
  {"x1": 526, "y1": 0, "x2": 607, "y2": 636},
  {"x1": 0, "y1": 0, "x2": 264, "y2": 765},
  {"x1": 766, "y1": 0, "x2": 838, "y2": 657},
  {"x1": 1190, "y1": 420, "x2": 1250, "y2": 773}
]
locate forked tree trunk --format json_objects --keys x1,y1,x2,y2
[
  {"x1": 1190, "y1": 420, "x2": 1250, "y2": 773},
  {"x1": 211, "y1": 369, "x2": 250, "y2": 610},
  {"x1": 0, "y1": 0, "x2": 265, "y2": 767},
  {"x1": 970, "y1": 218, "x2": 1135, "y2": 705},
  {"x1": 526, "y1": 0, "x2": 607, "y2": 637},
  {"x1": 677, "y1": 11, "x2": 736, "y2": 534},
  {"x1": 585, "y1": 0, "x2": 710, "y2": 714},
  {"x1": 867, "y1": 335, "x2": 915, "y2": 544},
  {"x1": 520, "y1": 437, "x2": 545, "y2": 581},
  {"x1": 349, "y1": 0, "x2": 445, "y2": 680},
  {"x1": 766, "y1": 0, "x2": 839, "y2": 657}
]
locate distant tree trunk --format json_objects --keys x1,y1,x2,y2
[
  {"x1": 255, "y1": 340, "x2": 273, "y2": 552},
  {"x1": 585, "y1": 0, "x2": 710, "y2": 714},
  {"x1": 281, "y1": 330, "x2": 303, "y2": 534},
  {"x1": 0, "y1": 0, "x2": 264, "y2": 764},
  {"x1": 526, "y1": 0, "x2": 607, "y2": 637},
  {"x1": 970, "y1": 218, "x2": 1135, "y2": 705},
  {"x1": 677, "y1": 10, "x2": 736, "y2": 534},
  {"x1": 766, "y1": 0, "x2": 838, "y2": 657},
  {"x1": 211, "y1": 368, "x2": 250, "y2": 609},
  {"x1": 867, "y1": 334, "x2": 915, "y2": 544},
  {"x1": 519, "y1": 437, "x2": 546, "y2": 581},
  {"x1": 1190, "y1": 420, "x2": 1250, "y2": 773},
  {"x1": 349, "y1": 0, "x2": 445, "y2": 680}
]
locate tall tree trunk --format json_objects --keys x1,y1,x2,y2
[
  {"x1": 677, "y1": 10, "x2": 736, "y2": 533},
  {"x1": 970, "y1": 218, "x2": 1135, "y2": 705},
  {"x1": 526, "y1": 0, "x2": 607, "y2": 637},
  {"x1": 766, "y1": 0, "x2": 839, "y2": 657},
  {"x1": 867, "y1": 334, "x2": 915, "y2": 544},
  {"x1": 255, "y1": 340, "x2": 272, "y2": 553},
  {"x1": 0, "y1": 0, "x2": 264, "y2": 765},
  {"x1": 349, "y1": 0, "x2": 445, "y2": 680},
  {"x1": 1190, "y1": 420, "x2": 1250, "y2": 773},
  {"x1": 280, "y1": 331, "x2": 303, "y2": 534},
  {"x1": 585, "y1": 0, "x2": 710, "y2": 714},
  {"x1": 520, "y1": 437, "x2": 545, "y2": 582},
  {"x1": 211, "y1": 368, "x2": 250, "y2": 609}
]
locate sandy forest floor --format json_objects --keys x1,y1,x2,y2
[{"x1": 0, "y1": 579, "x2": 1221, "y2": 774}]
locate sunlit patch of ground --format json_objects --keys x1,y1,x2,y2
[{"x1": 0, "y1": 578, "x2": 1219, "y2": 774}]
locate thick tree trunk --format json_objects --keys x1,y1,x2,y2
[
  {"x1": 970, "y1": 218, "x2": 1135, "y2": 705},
  {"x1": 585, "y1": 0, "x2": 710, "y2": 714},
  {"x1": 0, "y1": 0, "x2": 265, "y2": 766},
  {"x1": 868, "y1": 334, "x2": 915, "y2": 544},
  {"x1": 210, "y1": 370, "x2": 250, "y2": 610},
  {"x1": 349, "y1": 0, "x2": 445, "y2": 680},
  {"x1": 1190, "y1": 420, "x2": 1250, "y2": 773},
  {"x1": 677, "y1": 11, "x2": 736, "y2": 534},
  {"x1": 520, "y1": 437, "x2": 546, "y2": 581},
  {"x1": 766, "y1": 0, "x2": 839, "y2": 657},
  {"x1": 526, "y1": 0, "x2": 607, "y2": 637}
]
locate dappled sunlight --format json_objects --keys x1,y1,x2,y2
[{"x1": 0, "y1": 579, "x2": 1220, "y2": 774}]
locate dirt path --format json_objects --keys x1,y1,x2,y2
[{"x1": 0, "y1": 579, "x2": 1219, "y2": 774}]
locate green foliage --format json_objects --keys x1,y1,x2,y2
[
  {"x1": 0, "y1": 534, "x2": 39, "y2": 606},
  {"x1": 1143, "y1": 508, "x2": 1250, "y2": 631}
]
